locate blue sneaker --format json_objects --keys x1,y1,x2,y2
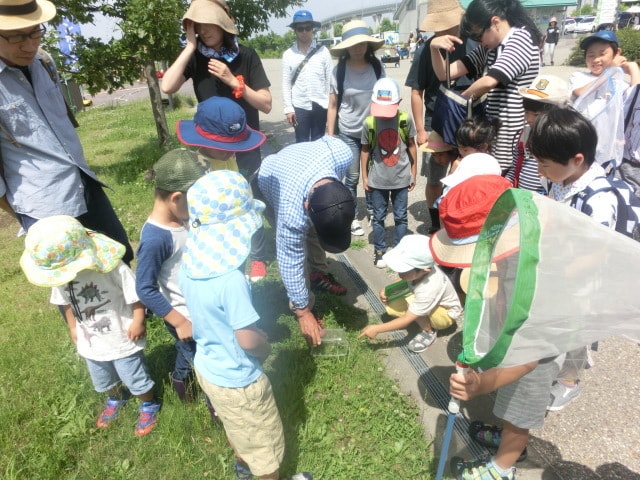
[
  {"x1": 134, "y1": 401, "x2": 160, "y2": 437},
  {"x1": 287, "y1": 474, "x2": 313, "y2": 480},
  {"x1": 234, "y1": 460, "x2": 253, "y2": 480},
  {"x1": 96, "y1": 396, "x2": 127, "y2": 428}
]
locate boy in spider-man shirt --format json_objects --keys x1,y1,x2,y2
[{"x1": 360, "y1": 77, "x2": 417, "y2": 268}]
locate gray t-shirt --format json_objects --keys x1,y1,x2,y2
[
  {"x1": 331, "y1": 63, "x2": 386, "y2": 137},
  {"x1": 360, "y1": 113, "x2": 416, "y2": 190}
]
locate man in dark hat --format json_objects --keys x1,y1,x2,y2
[
  {"x1": 282, "y1": 10, "x2": 332, "y2": 143},
  {"x1": 0, "y1": 0, "x2": 133, "y2": 263},
  {"x1": 257, "y1": 135, "x2": 354, "y2": 346}
]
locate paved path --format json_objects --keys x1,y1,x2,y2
[{"x1": 87, "y1": 37, "x2": 640, "y2": 479}]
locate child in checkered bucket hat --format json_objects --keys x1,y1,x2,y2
[{"x1": 182, "y1": 170, "x2": 265, "y2": 279}]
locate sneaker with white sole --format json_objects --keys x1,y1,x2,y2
[
  {"x1": 374, "y1": 251, "x2": 387, "y2": 268},
  {"x1": 249, "y1": 260, "x2": 267, "y2": 282},
  {"x1": 351, "y1": 220, "x2": 364, "y2": 236},
  {"x1": 408, "y1": 330, "x2": 437, "y2": 352},
  {"x1": 547, "y1": 381, "x2": 581, "y2": 411}
]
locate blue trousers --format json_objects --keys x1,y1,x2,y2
[
  {"x1": 371, "y1": 187, "x2": 408, "y2": 252},
  {"x1": 294, "y1": 102, "x2": 327, "y2": 143}
]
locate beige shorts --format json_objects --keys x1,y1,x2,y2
[
  {"x1": 196, "y1": 370, "x2": 285, "y2": 476},
  {"x1": 385, "y1": 295, "x2": 455, "y2": 330}
]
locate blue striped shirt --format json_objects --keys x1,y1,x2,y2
[{"x1": 257, "y1": 136, "x2": 353, "y2": 308}]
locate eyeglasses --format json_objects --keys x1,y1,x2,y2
[
  {"x1": 295, "y1": 26, "x2": 314, "y2": 33},
  {"x1": 467, "y1": 27, "x2": 487, "y2": 42},
  {"x1": 0, "y1": 25, "x2": 47, "y2": 44}
]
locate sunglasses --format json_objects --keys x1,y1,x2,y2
[
  {"x1": 296, "y1": 26, "x2": 314, "y2": 32},
  {"x1": 467, "y1": 27, "x2": 487, "y2": 42}
]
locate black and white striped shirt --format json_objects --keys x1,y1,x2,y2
[{"x1": 462, "y1": 27, "x2": 540, "y2": 170}]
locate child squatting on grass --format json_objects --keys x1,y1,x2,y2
[
  {"x1": 178, "y1": 170, "x2": 312, "y2": 480},
  {"x1": 20, "y1": 216, "x2": 160, "y2": 436},
  {"x1": 358, "y1": 234, "x2": 462, "y2": 353}
]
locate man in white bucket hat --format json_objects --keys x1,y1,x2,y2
[{"x1": 0, "y1": 0, "x2": 134, "y2": 264}]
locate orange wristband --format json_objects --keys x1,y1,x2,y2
[{"x1": 232, "y1": 75, "x2": 245, "y2": 98}]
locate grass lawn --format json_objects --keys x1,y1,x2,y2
[{"x1": 0, "y1": 96, "x2": 436, "y2": 479}]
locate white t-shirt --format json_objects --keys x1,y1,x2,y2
[
  {"x1": 408, "y1": 267, "x2": 463, "y2": 320},
  {"x1": 50, "y1": 262, "x2": 145, "y2": 361}
]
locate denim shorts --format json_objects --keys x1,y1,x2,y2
[{"x1": 85, "y1": 350, "x2": 155, "y2": 396}]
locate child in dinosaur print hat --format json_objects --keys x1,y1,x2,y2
[{"x1": 20, "y1": 215, "x2": 160, "y2": 437}]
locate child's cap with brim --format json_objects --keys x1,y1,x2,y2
[
  {"x1": 518, "y1": 74, "x2": 570, "y2": 106},
  {"x1": 177, "y1": 96, "x2": 266, "y2": 152},
  {"x1": 182, "y1": 170, "x2": 265, "y2": 279},
  {"x1": 20, "y1": 215, "x2": 125, "y2": 287},
  {"x1": 441, "y1": 152, "x2": 502, "y2": 189},
  {"x1": 383, "y1": 234, "x2": 434, "y2": 273},
  {"x1": 370, "y1": 77, "x2": 401, "y2": 118},
  {"x1": 580, "y1": 30, "x2": 618, "y2": 50},
  {"x1": 419, "y1": 130, "x2": 455, "y2": 153}
]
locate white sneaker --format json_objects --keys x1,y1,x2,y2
[
  {"x1": 408, "y1": 330, "x2": 437, "y2": 352},
  {"x1": 351, "y1": 220, "x2": 364, "y2": 236}
]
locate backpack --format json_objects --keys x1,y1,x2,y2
[
  {"x1": 364, "y1": 111, "x2": 411, "y2": 151},
  {"x1": 570, "y1": 176, "x2": 640, "y2": 241},
  {"x1": 38, "y1": 48, "x2": 79, "y2": 128}
]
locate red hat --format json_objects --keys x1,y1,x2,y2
[{"x1": 429, "y1": 175, "x2": 511, "y2": 267}]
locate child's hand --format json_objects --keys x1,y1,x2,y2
[
  {"x1": 379, "y1": 287, "x2": 388, "y2": 304},
  {"x1": 358, "y1": 325, "x2": 380, "y2": 340},
  {"x1": 613, "y1": 55, "x2": 629, "y2": 68},
  {"x1": 127, "y1": 321, "x2": 147, "y2": 342},
  {"x1": 449, "y1": 369, "x2": 481, "y2": 401},
  {"x1": 362, "y1": 175, "x2": 371, "y2": 192},
  {"x1": 176, "y1": 322, "x2": 193, "y2": 342},
  {"x1": 408, "y1": 176, "x2": 416, "y2": 192}
]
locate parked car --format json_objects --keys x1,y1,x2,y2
[
  {"x1": 575, "y1": 16, "x2": 597, "y2": 33},
  {"x1": 617, "y1": 11, "x2": 633, "y2": 29},
  {"x1": 562, "y1": 17, "x2": 578, "y2": 34}
]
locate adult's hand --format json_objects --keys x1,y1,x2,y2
[
  {"x1": 184, "y1": 19, "x2": 197, "y2": 49},
  {"x1": 286, "y1": 112, "x2": 297, "y2": 126},
  {"x1": 207, "y1": 58, "x2": 238, "y2": 88},
  {"x1": 296, "y1": 307, "x2": 325, "y2": 347}
]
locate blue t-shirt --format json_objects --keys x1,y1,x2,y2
[{"x1": 179, "y1": 268, "x2": 262, "y2": 388}]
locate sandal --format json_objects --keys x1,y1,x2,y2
[
  {"x1": 468, "y1": 421, "x2": 528, "y2": 462},
  {"x1": 408, "y1": 330, "x2": 437, "y2": 353}
]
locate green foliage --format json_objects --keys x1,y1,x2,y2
[
  {"x1": 244, "y1": 30, "x2": 296, "y2": 58},
  {"x1": 565, "y1": 30, "x2": 640, "y2": 66},
  {"x1": 334, "y1": 23, "x2": 344, "y2": 37},
  {"x1": 0, "y1": 98, "x2": 435, "y2": 480},
  {"x1": 378, "y1": 18, "x2": 398, "y2": 34},
  {"x1": 570, "y1": 5, "x2": 595, "y2": 16}
]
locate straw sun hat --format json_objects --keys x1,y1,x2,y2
[
  {"x1": 331, "y1": 20, "x2": 384, "y2": 57},
  {"x1": 182, "y1": 0, "x2": 239, "y2": 35},
  {"x1": 419, "y1": 0, "x2": 464, "y2": 33},
  {"x1": 0, "y1": 0, "x2": 56, "y2": 30}
]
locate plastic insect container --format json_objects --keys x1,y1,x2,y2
[
  {"x1": 312, "y1": 328, "x2": 349, "y2": 357},
  {"x1": 384, "y1": 280, "x2": 411, "y2": 302}
]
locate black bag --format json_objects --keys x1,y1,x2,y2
[{"x1": 431, "y1": 51, "x2": 485, "y2": 146}]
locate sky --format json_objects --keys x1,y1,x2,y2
[{"x1": 77, "y1": 0, "x2": 396, "y2": 41}]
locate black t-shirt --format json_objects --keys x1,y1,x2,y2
[
  {"x1": 183, "y1": 44, "x2": 271, "y2": 130},
  {"x1": 545, "y1": 26, "x2": 560, "y2": 45},
  {"x1": 405, "y1": 37, "x2": 471, "y2": 115}
]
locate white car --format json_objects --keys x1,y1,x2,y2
[
  {"x1": 575, "y1": 16, "x2": 596, "y2": 33},
  {"x1": 562, "y1": 18, "x2": 577, "y2": 34}
]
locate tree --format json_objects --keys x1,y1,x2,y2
[
  {"x1": 378, "y1": 18, "x2": 398, "y2": 34},
  {"x1": 46, "y1": 0, "x2": 304, "y2": 146},
  {"x1": 334, "y1": 23, "x2": 343, "y2": 37}
]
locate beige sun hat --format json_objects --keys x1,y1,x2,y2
[
  {"x1": 183, "y1": 0, "x2": 239, "y2": 35},
  {"x1": 0, "y1": 0, "x2": 56, "y2": 30},
  {"x1": 419, "y1": 0, "x2": 464, "y2": 33},
  {"x1": 331, "y1": 20, "x2": 384, "y2": 57}
]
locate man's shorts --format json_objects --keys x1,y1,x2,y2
[{"x1": 196, "y1": 370, "x2": 285, "y2": 477}]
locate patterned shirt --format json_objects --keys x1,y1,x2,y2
[
  {"x1": 257, "y1": 136, "x2": 353, "y2": 308},
  {"x1": 462, "y1": 27, "x2": 540, "y2": 169},
  {"x1": 282, "y1": 41, "x2": 333, "y2": 113}
]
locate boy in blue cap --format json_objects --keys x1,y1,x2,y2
[{"x1": 177, "y1": 96, "x2": 269, "y2": 282}]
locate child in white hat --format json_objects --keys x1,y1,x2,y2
[
  {"x1": 20, "y1": 216, "x2": 159, "y2": 436},
  {"x1": 358, "y1": 234, "x2": 462, "y2": 352}
]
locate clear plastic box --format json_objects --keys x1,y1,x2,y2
[{"x1": 311, "y1": 328, "x2": 349, "y2": 357}]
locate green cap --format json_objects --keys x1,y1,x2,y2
[{"x1": 153, "y1": 149, "x2": 209, "y2": 192}]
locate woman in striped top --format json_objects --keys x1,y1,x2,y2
[{"x1": 429, "y1": 0, "x2": 540, "y2": 171}]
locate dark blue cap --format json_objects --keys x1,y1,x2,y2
[
  {"x1": 580, "y1": 30, "x2": 619, "y2": 50},
  {"x1": 289, "y1": 10, "x2": 321, "y2": 28}
]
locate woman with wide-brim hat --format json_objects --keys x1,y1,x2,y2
[
  {"x1": 327, "y1": 19, "x2": 385, "y2": 237},
  {"x1": 161, "y1": 0, "x2": 271, "y2": 282}
]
